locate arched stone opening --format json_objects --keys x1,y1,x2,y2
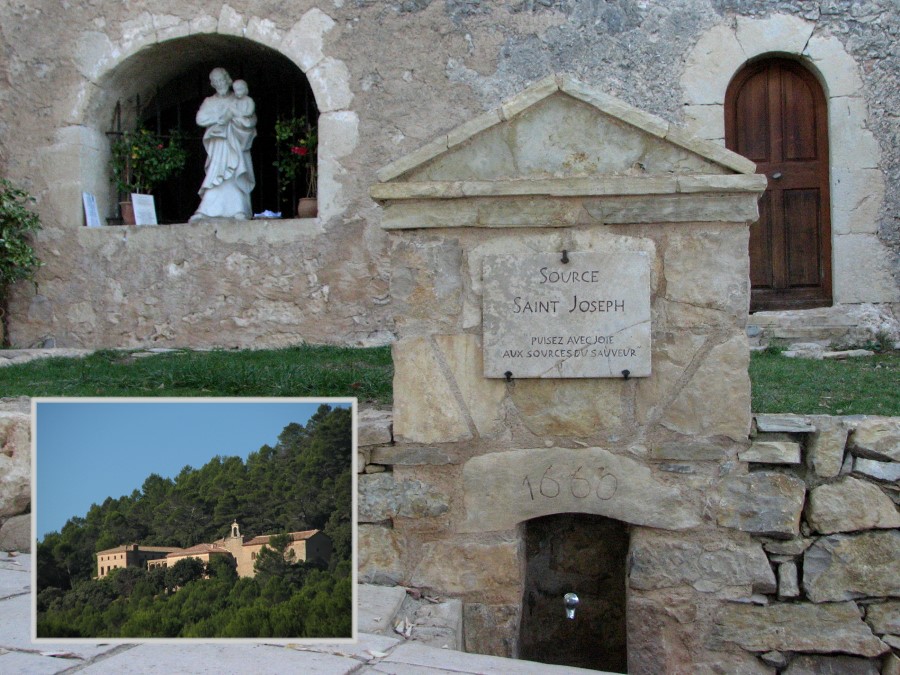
[
  {"x1": 519, "y1": 512, "x2": 629, "y2": 673},
  {"x1": 92, "y1": 35, "x2": 317, "y2": 223}
]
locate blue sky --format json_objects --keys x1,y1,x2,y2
[{"x1": 35, "y1": 399, "x2": 352, "y2": 540}]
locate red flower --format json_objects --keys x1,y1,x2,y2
[
  {"x1": 157, "y1": 144, "x2": 164, "y2": 149},
  {"x1": 290, "y1": 145, "x2": 308, "y2": 156}
]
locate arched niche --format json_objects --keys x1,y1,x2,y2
[{"x1": 92, "y1": 35, "x2": 316, "y2": 223}]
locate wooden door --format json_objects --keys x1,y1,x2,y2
[{"x1": 726, "y1": 58, "x2": 832, "y2": 311}]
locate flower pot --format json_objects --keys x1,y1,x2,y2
[
  {"x1": 297, "y1": 197, "x2": 318, "y2": 219},
  {"x1": 119, "y1": 200, "x2": 136, "y2": 225}
]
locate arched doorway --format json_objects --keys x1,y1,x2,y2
[
  {"x1": 726, "y1": 58, "x2": 832, "y2": 311},
  {"x1": 104, "y1": 35, "x2": 317, "y2": 223}
]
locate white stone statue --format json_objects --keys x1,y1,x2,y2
[{"x1": 190, "y1": 69, "x2": 257, "y2": 221}]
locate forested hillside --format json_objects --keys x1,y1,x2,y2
[{"x1": 36, "y1": 404, "x2": 352, "y2": 638}]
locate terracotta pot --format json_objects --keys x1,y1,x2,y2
[
  {"x1": 119, "y1": 200, "x2": 136, "y2": 225},
  {"x1": 297, "y1": 197, "x2": 318, "y2": 218}
]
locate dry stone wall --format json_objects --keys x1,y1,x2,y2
[{"x1": 359, "y1": 412, "x2": 900, "y2": 672}]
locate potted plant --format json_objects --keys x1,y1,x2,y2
[
  {"x1": 273, "y1": 116, "x2": 317, "y2": 218},
  {"x1": 0, "y1": 177, "x2": 42, "y2": 346},
  {"x1": 110, "y1": 128, "x2": 187, "y2": 224}
]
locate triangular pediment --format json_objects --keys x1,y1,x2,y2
[{"x1": 373, "y1": 74, "x2": 756, "y2": 188}]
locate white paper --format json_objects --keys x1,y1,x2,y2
[
  {"x1": 131, "y1": 193, "x2": 158, "y2": 226},
  {"x1": 82, "y1": 192, "x2": 101, "y2": 228}
]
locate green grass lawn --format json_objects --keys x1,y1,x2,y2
[
  {"x1": 0, "y1": 345, "x2": 897, "y2": 416},
  {"x1": 0, "y1": 345, "x2": 393, "y2": 404},
  {"x1": 750, "y1": 349, "x2": 899, "y2": 416}
]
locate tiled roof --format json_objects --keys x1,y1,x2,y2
[
  {"x1": 243, "y1": 529, "x2": 320, "y2": 547},
  {"x1": 97, "y1": 544, "x2": 182, "y2": 555},
  {"x1": 167, "y1": 543, "x2": 229, "y2": 557}
]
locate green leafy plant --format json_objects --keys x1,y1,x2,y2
[
  {"x1": 272, "y1": 117, "x2": 317, "y2": 197},
  {"x1": 110, "y1": 129, "x2": 187, "y2": 195},
  {"x1": 0, "y1": 177, "x2": 42, "y2": 346}
]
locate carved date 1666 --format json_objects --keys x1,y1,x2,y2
[{"x1": 522, "y1": 465, "x2": 618, "y2": 501}]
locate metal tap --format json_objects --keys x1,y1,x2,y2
[{"x1": 563, "y1": 592, "x2": 579, "y2": 620}]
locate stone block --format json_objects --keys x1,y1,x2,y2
[
  {"x1": 307, "y1": 57, "x2": 353, "y2": 113},
  {"x1": 392, "y1": 337, "x2": 471, "y2": 444},
  {"x1": 357, "y1": 408, "x2": 393, "y2": 447},
  {"x1": 391, "y1": 239, "x2": 464, "y2": 333},
  {"x1": 755, "y1": 414, "x2": 816, "y2": 433},
  {"x1": 433, "y1": 334, "x2": 506, "y2": 438},
  {"x1": 806, "y1": 415, "x2": 849, "y2": 478},
  {"x1": 411, "y1": 597, "x2": 463, "y2": 650},
  {"x1": 510, "y1": 378, "x2": 628, "y2": 437},
  {"x1": 735, "y1": 14, "x2": 814, "y2": 56},
  {"x1": 803, "y1": 34, "x2": 864, "y2": 98},
  {"x1": 716, "y1": 471, "x2": 805, "y2": 538},
  {"x1": 804, "y1": 531, "x2": 900, "y2": 603},
  {"x1": 460, "y1": 447, "x2": 702, "y2": 533},
  {"x1": 409, "y1": 537, "x2": 520, "y2": 597},
  {"x1": 682, "y1": 24, "x2": 747, "y2": 105},
  {"x1": 831, "y1": 168, "x2": 884, "y2": 235},
  {"x1": 358, "y1": 583, "x2": 408, "y2": 634},
  {"x1": 0, "y1": 413, "x2": 31, "y2": 520},
  {"x1": 358, "y1": 473, "x2": 449, "y2": 523},
  {"x1": 849, "y1": 417, "x2": 900, "y2": 462},
  {"x1": 216, "y1": 4, "x2": 246, "y2": 36},
  {"x1": 661, "y1": 335, "x2": 752, "y2": 442},
  {"x1": 854, "y1": 457, "x2": 900, "y2": 483},
  {"x1": 0, "y1": 515, "x2": 30, "y2": 553},
  {"x1": 865, "y1": 601, "x2": 900, "y2": 636},
  {"x1": 358, "y1": 524, "x2": 405, "y2": 586},
  {"x1": 885, "y1": 653, "x2": 900, "y2": 675},
  {"x1": 783, "y1": 654, "x2": 881, "y2": 675},
  {"x1": 778, "y1": 561, "x2": 800, "y2": 599},
  {"x1": 739, "y1": 440, "x2": 801, "y2": 464},
  {"x1": 710, "y1": 601, "x2": 888, "y2": 657},
  {"x1": 682, "y1": 104, "x2": 725, "y2": 142},
  {"x1": 833, "y1": 235, "x2": 900, "y2": 304},
  {"x1": 628, "y1": 529, "x2": 776, "y2": 594},
  {"x1": 761, "y1": 536, "x2": 813, "y2": 556},
  {"x1": 807, "y1": 477, "x2": 900, "y2": 534},
  {"x1": 664, "y1": 228, "x2": 749, "y2": 314},
  {"x1": 318, "y1": 111, "x2": 360, "y2": 160},
  {"x1": 462, "y1": 603, "x2": 519, "y2": 658},
  {"x1": 281, "y1": 8, "x2": 335, "y2": 71},
  {"x1": 370, "y1": 446, "x2": 451, "y2": 466}
]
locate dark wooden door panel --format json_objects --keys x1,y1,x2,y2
[
  {"x1": 726, "y1": 58, "x2": 832, "y2": 311},
  {"x1": 784, "y1": 188, "x2": 821, "y2": 287},
  {"x1": 750, "y1": 191, "x2": 774, "y2": 288}
]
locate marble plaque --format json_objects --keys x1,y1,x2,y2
[{"x1": 483, "y1": 251, "x2": 651, "y2": 378}]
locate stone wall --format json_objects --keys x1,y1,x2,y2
[
  {"x1": 0, "y1": 1, "x2": 896, "y2": 348},
  {"x1": 359, "y1": 411, "x2": 900, "y2": 673}
]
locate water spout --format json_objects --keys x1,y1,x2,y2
[{"x1": 563, "y1": 592, "x2": 579, "y2": 620}]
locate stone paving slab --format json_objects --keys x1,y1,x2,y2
[
  {"x1": 79, "y1": 643, "x2": 363, "y2": 674},
  {"x1": 0, "y1": 649, "x2": 82, "y2": 675},
  {"x1": 359, "y1": 583, "x2": 408, "y2": 634},
  {"x1": 375, "y1": 641, "x2": 611, "y2": 674},
  {"x1": 0, "y1": 553, "x2": 29, "y2": 598}
]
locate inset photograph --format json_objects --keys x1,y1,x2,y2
[{"x1": 33, "y1": 398, "x2": 355, "y2": 641}]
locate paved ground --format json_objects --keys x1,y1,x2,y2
[{"x1": 3, "y1": 554, "x2": 607, "y2": 674}]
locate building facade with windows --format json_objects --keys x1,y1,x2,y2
[
  {"x1": 0, "y1": 1, "x2": 895, "y2": 349},
  {"x1": 99, "y1": 522, "x2": 331, "y2": 579}
]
